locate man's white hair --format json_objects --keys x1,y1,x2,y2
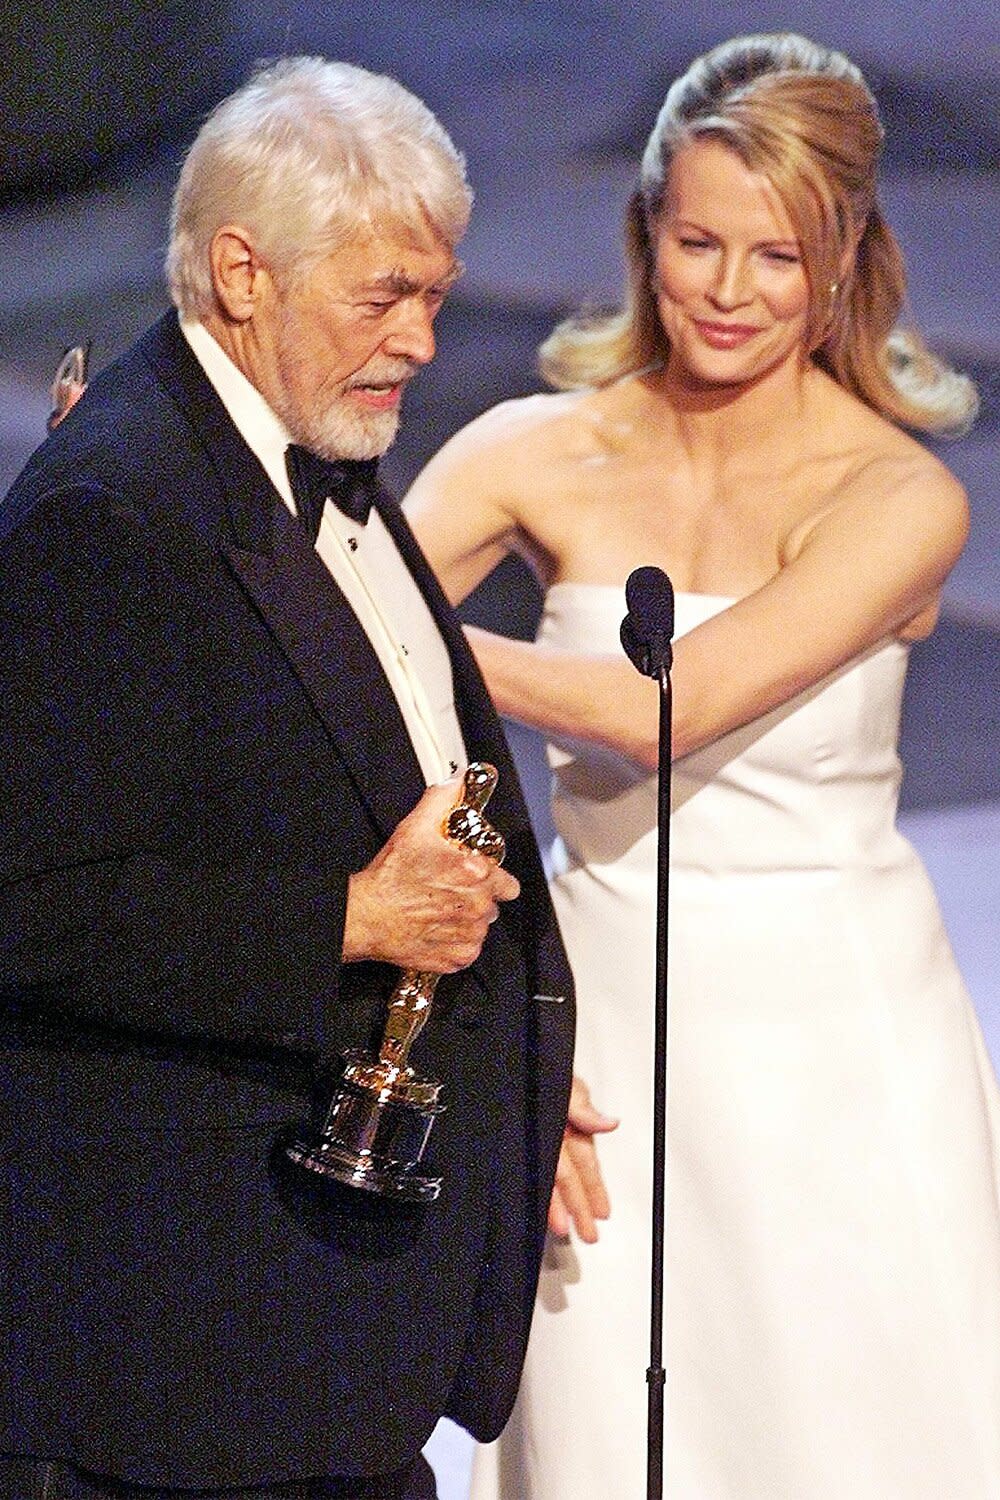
[{"x1": 166, "y1": 56, "x2": 472, "y2": 317}]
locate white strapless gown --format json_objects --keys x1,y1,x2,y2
[{"x1": 471, "y1": 585, "x2": 1000, "y2": 1500}]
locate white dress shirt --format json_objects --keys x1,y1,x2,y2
[{"x1": 181, "y1": 318, "x2": 467, "y2": 786}]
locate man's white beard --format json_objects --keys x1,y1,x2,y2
[
  {"x1": 273, "y1": 316, "x2": 413, "y2": 460},
  {"x1": 291, "y1": 396, "x2": 401, "y2": 461}
]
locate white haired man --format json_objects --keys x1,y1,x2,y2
[{"x1": 0, "y1": 59, "x2": 574, "y2": 1500}]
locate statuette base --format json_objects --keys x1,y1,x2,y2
[{"x1": 285, "y1": 1054, "x2": 444, "y2": 1201}]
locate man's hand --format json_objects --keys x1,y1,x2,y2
[
  {"x1": 343, "y1": 777, "x2": 519, "y2": 972},
  {"x1": 548, "y1": 1074, "x2": 618, "y2": 1243}
]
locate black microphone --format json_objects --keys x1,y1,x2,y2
[{"x1": 621, "y1": 566, "x2": 675, "y2": 678}]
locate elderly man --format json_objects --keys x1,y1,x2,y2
[{"x1": 0, "y1": 58, "x2": 574, "y2": 1500}]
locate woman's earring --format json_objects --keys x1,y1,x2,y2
[
  {"x1": 813, "y1": 280, "x2": 842, "y2": 351},
  {"x1": 821, "y1": 280, "x2": 842, "y2": 338}
]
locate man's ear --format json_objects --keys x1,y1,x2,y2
[{"x1": 209, "y1": 226, "x2": 270, "y2": 322}]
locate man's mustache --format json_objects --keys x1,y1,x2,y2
[{"x1": 344, "y1": 360, "x2": 420, "y2": 390}]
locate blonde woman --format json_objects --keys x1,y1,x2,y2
[{"x1": 405, "y1": 32, "x2": 1000, "y2": 1500}]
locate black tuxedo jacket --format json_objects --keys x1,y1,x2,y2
[{"x1": 0, "y1": 313, "x2": 574, "y2": 1488}]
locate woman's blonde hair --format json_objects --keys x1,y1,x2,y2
[{"x1": 540, "y1": 33, "x2": 976, "y2": 434}]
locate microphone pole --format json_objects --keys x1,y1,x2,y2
[{"x1": 620, "y1": 567, "x2": 675, "y2": 1500}]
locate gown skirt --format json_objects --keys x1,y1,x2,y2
[{"x1": 470, "y1": 585, "x2": 1000, "y2": 1500}]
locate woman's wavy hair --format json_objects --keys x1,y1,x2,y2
[
  {"x1": 166, "y1": 56, "x2": 472, "y2": 318},
  {"x1": 541, "y1": 33, "x2": 976, "y2": 434}
]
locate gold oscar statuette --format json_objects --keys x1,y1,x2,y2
[{"x1": 285, "y1": 762, "x2": 505, "y2": 1201}]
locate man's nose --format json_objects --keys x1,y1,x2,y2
[{"x1": 385, "y1": 299, "x2": 437, "y2": 365}]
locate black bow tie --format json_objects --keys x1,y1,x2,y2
[{"x1": 285, "y1": 445, "x2": 379, "y2": 540}]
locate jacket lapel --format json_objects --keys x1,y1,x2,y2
[
  {"x1": 138, "y1": 313, "x2": 424, "y2": 841},
  {"x1": 376, "y1": 492, "x2": 519, "y2": 790},
  {"x1": 224, "y1": 504, "x2": 424, "y2": 839}
]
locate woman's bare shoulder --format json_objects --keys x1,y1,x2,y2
[
  {"x1": 848, "y1": 401, "x2": 965, "y2": 519},
  {"x1": 784, "y1": 385, "x2": 969, "y2": 610},
  {"x1": 423, "y1": 388, "x2": 617, "y2": 476},
  {"x1": 403, "y1": 388, "x2": 631, "y2": 597},
  {"x1": 807, "y1": 380, "x2": 966, "y2": 520}
]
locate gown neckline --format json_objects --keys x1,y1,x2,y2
[{"x1": 546, "y1": 579, "x2": 737, "y2": 604}]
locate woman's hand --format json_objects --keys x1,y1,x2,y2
[{"x1": 548, "y1": 1074, "x2": 619, "y2": 1242}]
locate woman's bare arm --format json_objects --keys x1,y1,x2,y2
[
  {"x1": 404, "y1": 396, "x2": 564, "y2": 602},
  {"x1": 409, "y1": 418, "x2": 968, "y2": 767}
]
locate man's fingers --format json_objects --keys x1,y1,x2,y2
[
  {"x1": 344, "y1": 774, "x2": 514, "y2": 968},
  {"x1": 410, "y1": 786, "x2": 517, "y2": 903},
  {"x1": 492, "y1": 867, "x2": 519, "y2": 901}
]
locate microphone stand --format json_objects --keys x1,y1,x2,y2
[
  {"x1": 647, "y1": 653, "x2": 672, "y2": 1500},
  {"x1": 620, "y1": 565, "x2": 675, "y2": 1500}
]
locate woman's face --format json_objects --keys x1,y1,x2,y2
[{"x1": 652, "y1": 137, "x2": 813, "y2": 390}]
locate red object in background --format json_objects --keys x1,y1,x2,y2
[{"x1": 47, "y1": 342, "x2": 91, "y2": 432}]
